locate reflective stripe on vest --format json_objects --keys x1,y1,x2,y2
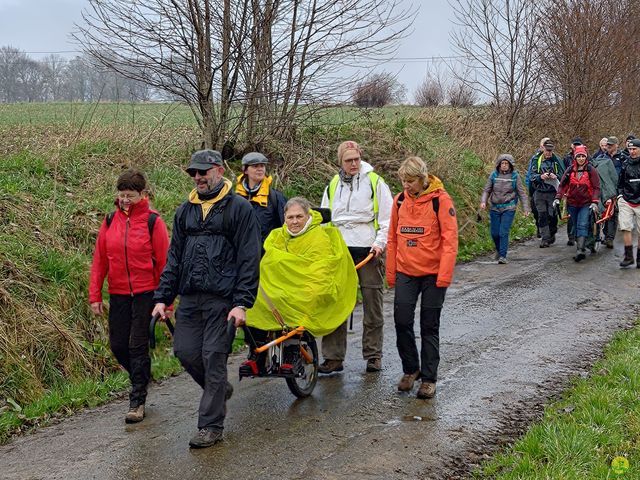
[{"x1": 328, "y1": 172, "x2": 381, "y2": 230}]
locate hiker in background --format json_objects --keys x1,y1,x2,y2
[
  {"x1": 152, "y1": 149, "x2": 261, "y2": 448},
  {"x1": 562, "y1": 137, "x2": 583, "y2": 171},
  {"x1": 387, "y1": 156, "x2": 458, "y2": 399},
  {"x1": 588, "y1": 147, "x2": 618, "y2": 252},
  {"x1": 605, "y1": 136, "x2": 625, "y2": 176},
  {"x1": 526, "y1": 137, "x2": 549, "y2": 239},
  {"x1": 480, "y1": 154, "x2": 530, "y2": 264},
  {"x1": 554, "y1": 145, "x2": 600, "y2": 262},
  {"x1": 319, "y1": 140, "x2": 393, "y2": 374},
  {"x1": 562, "y1": 137, "x2": 584, "y2": 245},
  {"x1": 622, "y1": 134, "x2": 636, "y2": 159},
  {"x1": 593, "y1": 137, "x2": 608, "y2": 159},
  {"x1": 89, "y1": 169, "x2": 170, "y2": 424},
  {"x1": 598, "y1": 137, "x2": 626, "y2": 245},
  {"x1": 616, "y1": 139, "x2": 640, "y2": 268},
  {"x1": 235, "y1": 152, "x2": 287, "y2": 248},
  {"x1": 528, "y1": 139, "x2": 565, "y2": 248}
]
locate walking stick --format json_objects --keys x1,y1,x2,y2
[{"x1": 149, "y1": 313, "x2": 174, "y2": 349}]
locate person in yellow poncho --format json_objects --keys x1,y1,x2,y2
[{"x1": 243, "y1": 197, "x2": 358, "y2": 372}]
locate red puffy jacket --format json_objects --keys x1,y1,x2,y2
[{"x1": 89, "y1": 198, "x2": 169, "y2": 303}]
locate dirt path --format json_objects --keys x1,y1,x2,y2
[{"x1": 2, "y1": 229, "x2": 638, "y2": 480}]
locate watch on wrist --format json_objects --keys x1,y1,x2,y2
[{"x1": 236, "y1": 305, "x2": 247, "y2": 311}]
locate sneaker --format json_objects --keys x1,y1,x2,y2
[
  {"x1": 125, "y1": 405, "x2": 145, "y2": 424},
  {"x1": 417, "y1": 382, "x2": 437, "y2": 399},
  {"x1": 366, "y1": 358, "x2": 381, "y2": 372},
  {"x1": 318, "y1": 359, "x2": 344, "y2": 374},
  {"x1": 497, "y1": 257, "x2": 508, "y2": 264},
  {"x1": 397, "y1": 371, "x2": 420, "y2": 392},
  {"x1": 189, "y1": 428, "x2": 223, "y2": 448}
]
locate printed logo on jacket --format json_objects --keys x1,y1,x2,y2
[{"x1": 400, "y1": 226, "x2": 425, "y2": 234}]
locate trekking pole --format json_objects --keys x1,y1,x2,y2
[{"x1": 149, "y1": 312, "x2": 175, "y2": 349}]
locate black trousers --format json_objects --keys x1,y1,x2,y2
[
  {"x1": 108, "y1": 291, "x2": 154, "y2": 408},
  {"x1": 394, "y1": 273, "x2": 447, "y2": 383},
  {"x1": 173, "y1": 294, "x2": 233, "y2": 431}
]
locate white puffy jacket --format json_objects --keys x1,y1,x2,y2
[{"x1": 321, "y1": 161, "x2": 393, "y2": 249}]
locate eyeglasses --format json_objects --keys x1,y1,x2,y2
[
  {"x1": 117, "y1": 192, "x2": 141, "y2": 200},
  {"x1": 188, "y1": 168, "x2": 211, "y2": 177}
]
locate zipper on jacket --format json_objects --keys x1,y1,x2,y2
[{"x1": 124, "y1": 218, "x2": 134, "y2": 296}]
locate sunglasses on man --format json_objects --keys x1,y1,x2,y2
[{"x1": 188, "y1": 168, "x2": 211, "y2": 177}]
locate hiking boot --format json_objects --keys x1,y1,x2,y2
[
  {"x1": 417, "y1": 382, "x2": 437, "y2": 399},
  {"x1": 318, "y1": 359, "x2": 344, "y2": 374},
  {"x1": 605, "y1": 239, "x2": 614, "y2": 249},
  {"x1": 573, "y1": 237, "x2": 586, "y2": 262},
  {"x1": 567, "y1": 237, "x2": 575, "y2": 246},
  {"x1": 397, "y1": 371, "x2": 420, "y2": 392},
  {"x1": 636, "y1": 251, "x2": 640, "y2": 269},
  {"x1": 125, "y1": 405, "x2": 145, "y2": 424},
  {"x1": 366, "y1": 358, "x2": 382, "y2": 372},
  {"x1": 494, "y1": 252, "x2": 500, "y2": 260},
  {"x1": 539, "y1": 239, "x2": 550, "y2": 248},
  {"x1": 497, "y1": 256, "x2": 508, "y2": 264},
  {"x1": 620, "y1": 246, "x2": 634, "y2": 267},
  {"x1": 549, "y1": 235, "x2": 556, "y2": 245},
  {"x1": 189, "y1": 428, "x2": 223, "y2": 448}
]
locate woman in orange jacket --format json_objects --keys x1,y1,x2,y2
[{"x1": 386, "y1": 156, "x2": 458, "y2": 399}]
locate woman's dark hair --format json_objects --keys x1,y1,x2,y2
[{"x1": 116, "y1": 169, "x2": 147, "y2": 193}]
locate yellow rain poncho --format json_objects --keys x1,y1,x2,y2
[{"x1": 246, "y1": 210, "x2": 358, "y2": 337}]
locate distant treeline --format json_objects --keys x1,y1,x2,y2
[{"x1": 0, "y1": 46, "x2": 154, "y2": 103}]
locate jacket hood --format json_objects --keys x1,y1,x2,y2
[
  {"x1": 359, "y1": 161, "x2": 374, "y2": 175},
  {"x1": 188, "y1": 178, "x2": 233, "y2": 205},
  {"x1": 282, "y1": 209, "x2": 323, "y2": 239},
  {"x1": 413, "y1": 175, "x2": 445, "y2": 201},
  {"x1": 495, "y1": 154, "x2": 515, "y2": 168}
]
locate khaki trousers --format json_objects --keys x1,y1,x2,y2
[{"x1": 321, "y1": 255, "x2": 385, "y2": 361}]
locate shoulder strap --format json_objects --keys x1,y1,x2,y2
[
  {"x1": 433, "y1": 196, "x2": 439, "y2": 217},
  {"x1": 148, "y1": 212, "x2": 158, "y2": 238},
  {"x1": 396, "y1": 191, "x2": 405, "y2": 209},
  {"x1": 490, "y1": 171, "x2": 498, "y2": 185},
  {"x1": 106, "y1": 211, "x2": 115, "y2": 227},
  {"x1": 511, "y1": 172, "x2": 518, "y2": 190}
]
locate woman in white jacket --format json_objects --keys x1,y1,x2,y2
[{"x1": 319, "y1": 140, "x2": 393, "y2": 374}]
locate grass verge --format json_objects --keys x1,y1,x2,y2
[{"x1": 475, "y1": 321, "x2": 640, "y2": 479}]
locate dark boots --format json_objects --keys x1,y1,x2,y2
[
  {"x1": 637, "y1": 250, "x2": 640, "y2": 269},
  {"x1": 620, "y1": 245, "x2": 634, "y2": 267},
  {"x1": 573, "y1": 237, "x2": 586, "y2": 262}
]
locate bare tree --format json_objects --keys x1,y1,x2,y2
[
  {"x1": 74, "y1": 0, "x2": 415, "y2": 149},
  {"x1": 352, "y1": 72, "x2": 406, "y2": 107},
  {"x1": 414, "y1": 73, "x2": 445, "y2": 107},
  {"x1": 537, "y1": 0, "x2": 632, "y2": 137},
  {"x1": 450, "y1": 0, "x2": 542, "y2": 135},
  {"x1": 448, "y1": 78, "x2": 476, "y2": 107}
]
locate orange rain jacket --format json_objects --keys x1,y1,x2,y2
[{"x1": 386, "y1": 175, "x2": 459, "y2": 288}]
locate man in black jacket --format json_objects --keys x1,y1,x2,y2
[
  {"x1": 152, "y1": 149, "x2": 261, "y2": 448},
  {"x1": 617, "y1": 139, "x2": 640, "y2": 267},
  {"x1": 528, "y1": 139, "x2": 565, "y2": 247}
]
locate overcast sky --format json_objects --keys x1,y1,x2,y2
[{"x1": 0, "y1": 0, "x2": 458, "y2": 99}]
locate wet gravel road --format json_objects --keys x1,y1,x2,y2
[{"x1": 2, "y1": 229, "x2": 639, "y2": 480}]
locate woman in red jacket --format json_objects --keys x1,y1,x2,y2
[
  {"x1": 386, "y1": 157, "x2": 458, "y2": 399},
  {"x1": 554, "y1": 145, "x2": 600, "y2": 262},
  {"x1": 89, "y1": 169, "x2": 169, "y2": 423}
]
